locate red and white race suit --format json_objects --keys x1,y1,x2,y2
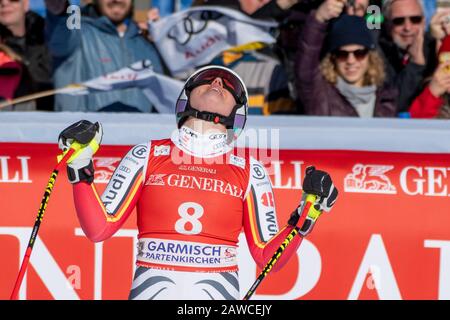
[{"x1": 72, "y1": 126, "x2": 303, "y2": 299}]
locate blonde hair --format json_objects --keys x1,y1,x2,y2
[{"x1": 319, "y1": 50, "x2": 386, "y2": 87}]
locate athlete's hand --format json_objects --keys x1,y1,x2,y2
[
  {"x1": 302, "y1": 166, "x2": 338, "y2": 212},
  {"x1": 58, "y1": 120, "x2": 103, "y2": 184},
  {"x1": 288, "y1": 166, "x2": 338, "y2": 235}
]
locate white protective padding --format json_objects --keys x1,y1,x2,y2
[{"x1": 0, "y1": 112, "x2": 450, "y2": 154}]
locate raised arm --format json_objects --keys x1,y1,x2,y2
[
  {"x1": 295, "y1": 0, "x2": 346, "y2": 115},
  {"x1": 58, "y1": 120, "x2": 149, "y2": 242},
  {"x1": 45, "y1": 0, "x2": 82, "y2": 59},
  {"x1": 243, "y1": 160, "x2": 338, "y2": 272},
  {"x1": 73, "y1": 144, "x2": 149, "y2": 242},
  {"x1": 242, "y1": 157, "x2": 302, "y2": 272}
]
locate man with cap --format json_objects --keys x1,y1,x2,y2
[
  {"x1": 295, "y1": 0, "x2": 397, "y2": 117},
  {"x1": 56, "y1": 65, "x2": 338, "y2": 299}
]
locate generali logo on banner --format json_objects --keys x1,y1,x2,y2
[
  {"x1": 344, "y1": 164, "x2": 397, "y2": 194},
  {"x1": 2, "y1": 145, "x2": 450, "y2": 300},
  {"x1": 2, "y1": 155, "x2": 450, "y2": 198},
  {"x1": 343, "y1": 163, "x2": 450, "y2": 197},
  {"x1": 0, "y1": 156, "x2": 32, "y2": 183}
]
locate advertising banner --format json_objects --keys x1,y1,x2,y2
[{"x1": 2, "y1": 141, "x2": 450, "y2": 300}]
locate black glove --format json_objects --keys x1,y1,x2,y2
[
  {"x1": 302, "y1": 166, "x2": 338, "y2": 212},
  {"x1": 288, "y1": 166, "x2": 338, "y2": 235},
  {"x1": 58, "y1": 120, "x2": 103, "y2": 184}
]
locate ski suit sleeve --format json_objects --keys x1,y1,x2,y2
[
  {"x1": 72, "y1": 143, "x2": 150, "y2": 242},
  {"x1": 243, "y1": 157, "x2": 302, "y2": 272}
]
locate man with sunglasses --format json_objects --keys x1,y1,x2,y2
[
  {"x1": 56, "y1": 65, "x2": 338, "y2": 300},
  {"x1": 379, "y1": 0, "x2": 438, "y2": 114}
]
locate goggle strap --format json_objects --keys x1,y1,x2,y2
[{"x1": 177, "y1": 108, "x2": 235, "y2": 128}]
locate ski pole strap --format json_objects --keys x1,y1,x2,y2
[
  {"x1": 298, "y1": 194, "x2": 322, "y2": 237},
  {"x1": 305, "y1": 194, "x2": 322, "y2": 220},
  {"x1": 288, "y1": 193, "x2": 323, "y2": 236},
  {"x1": 56, "y1": 140, "x2": 98, "y2": 164}
]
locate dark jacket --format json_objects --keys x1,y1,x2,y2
[
  {"x1": 295, "y1": 13, "x2": 397, "y2": 117},
  {"x1": 0, "y1": 11, "x2": 53, "y2": 110},
  {"x1": 378, "y1": 27, "x2": 438, "y2": 113}
]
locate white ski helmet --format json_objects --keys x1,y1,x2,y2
[{"x1": 175, "y1": 65, "x2": 248, "y2": 142}]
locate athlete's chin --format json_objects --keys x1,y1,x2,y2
[{"x1": 196, "y1": 96, "x2": 227, "y2": 114}]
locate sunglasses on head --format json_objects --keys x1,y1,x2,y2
[
  {"x1": 391, "y1": 15, "x2": 423, "y2": 26},
  {"x1": 186, "y1": 69, "x2": 246, "y2": 105},
  {"x1": 333, "y1": 48, "x2": 370, "y2": 62}
]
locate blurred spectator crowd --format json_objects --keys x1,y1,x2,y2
[{"x1": 1, "y1": 0, "x2": 450, "y2": 119}]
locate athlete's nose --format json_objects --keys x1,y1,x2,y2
[{"x1": 211, "y1": 77, "x2": 223, "y2": 87}]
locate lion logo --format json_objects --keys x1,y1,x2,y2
[{"x1": 344, "y1": 164, "x2": 397, "y2": 194}]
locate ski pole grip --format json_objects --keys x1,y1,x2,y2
[
  {"x1": 57, "y1": 142, "x2": 81, "y2": 163},
  {"x1": 304, "y1": 194, "x2": 322, "y2": 221},
  {"x1": 56, "y1": 139, "x2": 98, "y2": 164}
]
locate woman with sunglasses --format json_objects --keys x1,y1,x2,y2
[
  {"x1": 295, "y1": 0, "x2": 397, "y2": 117},
  {"x1": 56, "y1": 66, "x2": 338, "y2": 300}
]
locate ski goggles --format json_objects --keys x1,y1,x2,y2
[{"x1": 185, "y1": 68, "x2": 247, "y2": 105}]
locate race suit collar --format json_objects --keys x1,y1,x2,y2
[{"x1": 172, "y1": 126, "x2": 232, "y2": 158}]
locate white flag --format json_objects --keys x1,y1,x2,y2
[
  {"x1": 149, "y1": 6, "x2": 278, "y2": 75},
  {"x1": 59, "y1": 60, "x2": 184, "y2": 113}
]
